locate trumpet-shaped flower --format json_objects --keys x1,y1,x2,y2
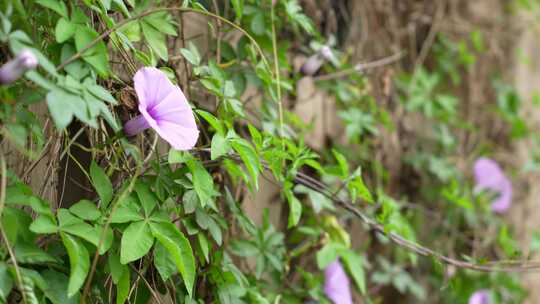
[
  {"x1": 0, "y1": 49, "x2": 38, "y2": 85},
  {"x1": 324, "y1": 259, "x2": 353, "y2": 304},
  {"x1": 124, "y1": 67, "x2": 199, "y2": 150},
  {"x1": 473, "y1": 157, "x2": 512, "y2": 213},
  {"x1": 468, "y1": 290, "x2": 490, "y2": 304}
]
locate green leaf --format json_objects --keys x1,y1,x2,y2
[
  {"x1": 120, "y1": 221, "x2": 154, "y2": 264},
  {"x1": 0, "y1": 262, "x2": 13, "y2": 303},
  {"x1": 211, "y1": 133, "x2": 231, "y2": 160},
  {"x1": 341, "y1": 251, "x2": 366, "y2": 295},
  {"x1": 247, "y1": 124, "x2": 262, "y2": 149},
  {"x1": 4, "y1": 207, "x2": 35, "y2": 244},
  {"x1": 14, "y1": 243, "x2": 59, "y2": 265},
  {"x1": 168, "y1": 149, "x2": 190, "y2": 164},
  {"x1": 231, "y1": 240, "x2": 258, "y2": 257},
  {"x1": 108, "y1": 253, "x2": 124, "y2": 284},
  {"x1": 231, "y1": 138, "x2": 261, "y2": 190},
  {"x1": 60, "y1": 232, "x2": 90, "y2": 297},
  {"x1": 180, "y1": 42, "x2": 201, "y2": 66},
  {"x1": 108, "y1": 254, "x2": 130, "y2": 304},
  {"x1": 150, "y1": 222, "x2": 196, "y2": 297},
  {"x1": 58, "y1": 209, "x2": 112, "y2": 254},
  {"x1": 195, "y1": 208, "x2": 210, "y2": 229},
  {"x1": 348, "y1": 174, "x2": 373, "y2": 204},
  {"x1": 206, "y1": 217, "x2": 223, "y2": 246},
  {"x1": 294, "y1": 185, "x2": 334, "y2": 213},
  {"x1": 183, "y1": 190, "x2": 198, "y2": 214},
  {"x1": 197, "y1": 233, "x2": 210, "y2": 263},
  {"x1": 141, "y1": 21, "x2": 168, "y2": 60},
  {"x1": 134, "y1": 181, "x2": 157, "y2": 217},
  {"x1": 250, "y1": 13, "x2": 265, "y2": 36},
  {"x1": 116, "y1": 265, "x2": 130, "y2": 304},
  {"x1": 46, "y1": 90, "x2": 76, "y2": 130},
  {"x1": 86, "y1": 83, "x2": 117, "y2": 105},
  {"x1": 316, "y1": 242, "x2": 343, "y2": 269},
  {"x1": 196, "y1": 110, "x2": 224, "y2": 135},
  {"x1": 55, "y1": 18, "x2": 76, "y2": 43},
  {"x1": 332, "y1": 149, "x2": 349, "y2": 179},
  {"x1": 283, "y1": 0, "x2": 315, "y2": 34},
  {"x1": 5, "y1": 184, "x2": 32, "y2": 205},
  {"x1": 29, "y1": 215, "x2": 57, "y2": 234},
  {"x1": 74, "y1": 26, "x2": 110, "y2": 77},
  {"x1": 110, "y1": 205, "x2": 144, "y2": 223},
  {"x1": 187, "y1": 158, "x2": 219, "y2": 208},
  {"x1": 154, "y1": 242, "x2": 177, "y2": 281},
  {"x1": 90, "y1": 161, "x2": 113, "y2": 208},
  {"x1": 285, "y1": 188, "x2": 302, "y2": 228},
  {"x1": 142, "y1": 12, "x2": 177, "y2": 36},
  {"x1": 69, "y1": 200, "x2": 101, "y2": 221},
  {"x1": 231, "y1": 0, "x2": 244, "y2": 21},
  {"x1": 42, "y1": 270, "x2": 79, "y2": 304},
  {"x1": 36, "y1": 0, "x2": 68, "y2": 17}
]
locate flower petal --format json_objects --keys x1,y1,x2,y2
[
  {"x1": 134, "y1": 67, "x2": 175, "y2": 109},
  {"x1": 474, "y1": 158, "x2": 504, "y2": 191},
  {"x1": 0, "y1": 49, "x2": 39, "y2": 85},
  {"x1": 491, "y1": 179, "x2": 512, "y2": 213},
  {"x1": 301, "y1": 55, "x2": 324, "y2": 76},
  {"x1": 148, "y1": 87, "x2": 196, "y2": 128},
  {"x1": 468, "y1": 290, "x2": 490, "y2": 304},
  {"x1": 473, "y1": 157, "x2": 512, "y2": 213},
  {"x1": 154, "y1": 120, "x2": 199, "y2": 151},
  {"x1": 324, "y1": 260, "x2": 353, "y2": 304}
]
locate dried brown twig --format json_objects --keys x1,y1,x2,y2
[
  {"x1": 292, "y1": 170, "x2": 540, "y2": 272},
  {"x1": 313, "y1": 51, "x2": 406, "y2": 82},
  {"x1": 206, "y1": 151, "x2": 540, "y2": 273}
]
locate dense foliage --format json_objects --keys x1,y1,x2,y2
[{"x1": 0, "y1": 0, "x2": 538, "y2": 303}]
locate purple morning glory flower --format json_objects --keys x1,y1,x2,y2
[
  {"x1": 124, "y1": 67, "x2": 199, "y2": 150},
  {"x1": 301, "y1": 46, "x2": 334, "y2": 76},
  {"x1": 0, "y1": 49, "x2": 38, "y2": 85},
  {"x1": 324, "y1": 259, "x2": 353, "y2": 304},
  {"x1": 468, "y1": 290, "x2": 490, "y2": 304},
  {"x1": 473, "y1": 157, "x2": 512, "y2": 213}
]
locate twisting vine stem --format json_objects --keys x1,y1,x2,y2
[
  {"x1": 197, "y1": 150, "x2": 540, "y2": 273},
  {"x1": 0, "y1": 226, "x2": 26, "y2": 304},
  {"x1": 57, "y1": 7, "x2": 272, "y2": 74},
  {"x1": 0, "y1": 153, "x2": 26, "y2": 303},
  {"x1": 0, "y1": 152, "x2": 6, "y2": 218},
  {"x1": 292, "y1": 171, "x2": 540, "y2": 272},
  {"x1": 81, "y1": 169, "x2": 141, "y2": 303},
  {"x1": 270, "y1": 1, "x2": 285, "y2": 150}
]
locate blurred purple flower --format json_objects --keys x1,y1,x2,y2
[
  {"x1": 0, "y1": 49, "x2": 38, "y2": 85},
  {"x1": 124, "y1": 67, "x2": 199, "y2": 150},
  {"x1": 320, "y1": 46, "x2": 333, "y2": 61},
  {"x1": 324, "y1": 259, "x2": 353, "y2": 304},
  {"x1": 468, "y1": 290, "x2": 490, "y2": 304},
  {"x1": 301, "y1": 46, "x2": 334, "y2": 76},
  {"x1": 473, "y1": 157, "x2": 512, "y2": 213}
]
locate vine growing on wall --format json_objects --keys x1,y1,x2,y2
[{"x1": 0, "y1": 0, "x2": 538, "y2": 303}]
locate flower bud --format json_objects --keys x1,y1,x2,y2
[
  {"x1": 300, "y1": 55, "x2": 324, "y2": 76},
  {"x1": 0, "y1": 49, "x2": 38, "y2": 85},
  {"x1": 300, "y1": 46, "x2": 334, "y2": 76},
  {"x1": 320, "y1": 46, "x2": 333, "y2": 61},
  {"x1": 469, "y1": 290, "x2": 490, "y2": 304}
]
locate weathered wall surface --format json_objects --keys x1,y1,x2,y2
[{"x1": 511, "y1": 14, "x2": 540, "y2": 304}]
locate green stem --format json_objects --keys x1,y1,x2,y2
[{"x1": 57, "y1": 7, "x2": 271, "y2": 73}]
